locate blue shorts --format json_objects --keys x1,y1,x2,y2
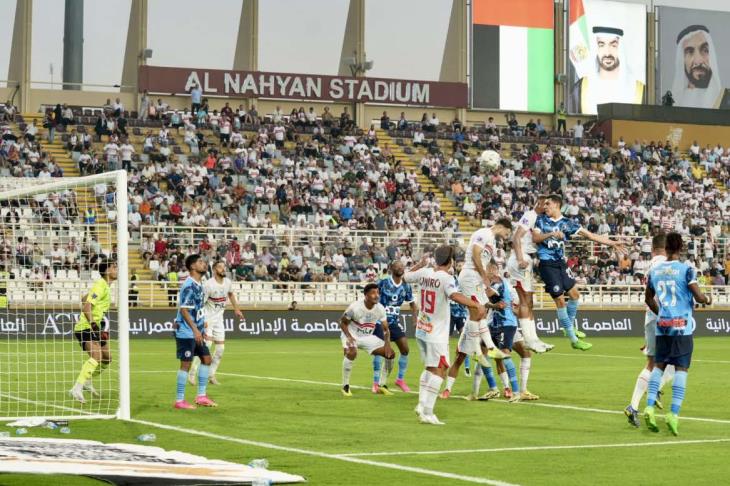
[
  {"x1": 490, "y1": 326, "x2": 517, "y2": 352},
  {"x1": 538, "y1": 260, "x2": 575, "y2": 298},
  {"x1": 451, "y1": 315, "x2": 466, "y2": 335},
  {"x1": 655, "y1": 334, "x2": 693, "y2": 368},
  {"x1": 175, "y1": 338, "x2": 211, "y2": 362},
  {"x1": 374, "y1": 321, "x2": 406, "y2": 341}
]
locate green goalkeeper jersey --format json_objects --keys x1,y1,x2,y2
[{"x1": 75, "y1": 278, "x2": 111, "y2": 331}]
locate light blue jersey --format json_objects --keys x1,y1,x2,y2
[
  {"x1": 450, "y1": 277, "x2": 468, "y2": 319},
  {"x1": 174, "y1": 278, "x2": 205, "y2": 339},
  {"x1": 534, "y1": 214, "x2": 582, "y2": 262},
  {"x1": 378, "y1": 277, "x2": 414, "y2": 326},
  {"x1": 647, "y1": 261, "x2": 698, "y2": 337},
  {"x1": 489, "y1": 277, "x2": 517, "y2": 328}
]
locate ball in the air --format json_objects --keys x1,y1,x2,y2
[{"x1": 480, "y1": 150, "x2": 501, "y2": 169}]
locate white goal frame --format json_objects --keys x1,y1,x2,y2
[{"x1": 0, "y1": 170, "x2": 129, "y2": 420}]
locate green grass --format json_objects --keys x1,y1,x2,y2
[{"x1": 2, "y1": 337, "x2": 730, "y2": 485}]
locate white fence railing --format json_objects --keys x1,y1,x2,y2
[
  {"x1": 138, "y1": 224, "x2": 728, "y2": 263},
  {"x1": 5, "y1": 280, "x2": 729, "y2": 310}
]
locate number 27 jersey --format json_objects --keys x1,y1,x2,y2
[{"x1": 647, "y1": 261, "x2": 697, "y2": 336}]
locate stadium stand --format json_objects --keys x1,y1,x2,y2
[{"x1": 1, "y1": 102, "x2": 728, "y2": 310}]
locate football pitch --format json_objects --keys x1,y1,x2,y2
[{"x1": 3, "y1": 336, "x2": 730, "y2": 485}]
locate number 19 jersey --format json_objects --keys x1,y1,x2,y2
[{"x1": 404, "y1": 267, "x2": 458, "y2": 344}]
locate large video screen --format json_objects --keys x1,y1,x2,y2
[
  {"x1": 566, "y1": 0, "x2": 646, "y2": 115},
  {"x1": 471, "y1": 0, "x2": 554, "y2": 112},
  {"x1": 658, "y1": 6, "x2": 730, "y2": 109}
]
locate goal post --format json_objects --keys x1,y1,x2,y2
[{"x1": 0, "y1": 170, "x2": 129, "y2": 420}]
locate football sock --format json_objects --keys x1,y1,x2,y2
[
  {"x1": 631, "y1": 368, "x2": 652, "y2": 410},
  {"x1": 342, "y1": 357, "x2": 354, "y2": 386},
  {"x1": 483, "y1": 365, "x2": 498, "y2": 389},
  {"x1": 519, "y1": 318, "x2": 537, "y2": 342},
  {"x1": 380, "y1": 358, "x2": 394, "y2": 386},
  {"x1": 75, "y1": 358, "x2": 99, "y2": 387},
  {"x1": 557, "y1": 307, "x2": 577, "y2": 343},
  {"x1": 210, "y1": 344, "x2": 225, "y2": 376},
  {"x1": 372, "y1": 355, "x2": 382, "y2": 384},
  {"x1": 176, "y1": 370, "x2": 187, "y2": 401},
  {"x1": 566, "y1": 299, "x2": 579, "y2": 327},
  {"x1": 397, "y1": 354, "x2": 409, "y2": 380},
  {"x1": 661, "y1": 365, "x2": 675, "y2": 390},
  {"x1": 504, "y1": 357, "x2": 520, "y2": 393},
  {"x1": 90, "y1": 361, "x2": 108, "y2": 379},
  {"x1": 445, "y1": 375, "x2": 456, "y2": 392},
  {"x1": 519, "y1": 357, "x2": 531, "y2": 392},
  {"x1": 646, "y1": 367, "x2": 664, "y2": 406},
  {"x1": 197, "y1": 364, "x2": 210, "y2": 396},
  {"x1": 464, "y1": 355, "x2": 471, "y2": 372},
  {"x1": 671, "y1": 371, "x2": 687, "y2": 415},
  {"x1": 423, "y1": 373, "x2": 443, "y2": 415},
  {"x1": 472, "y1": 366, "x2": 483, "y2": 395},
  {"x1": 499, "y1": 371, "x2": 510, "y2": 389},
  {"x1": 418, "y1": 370, "x2": 429, "y2": 408}
]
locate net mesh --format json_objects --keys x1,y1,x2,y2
[{"x1": 0, "y1": 174, "x2": 126, "y2": 419}]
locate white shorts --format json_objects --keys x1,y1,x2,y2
[
  {"x1": 506, "y1": 254, "x2": 534, "y2": 293},
  {"x1": 416, "y1": 338, "x2": 450, "y2": 368},
  {"x1": 206, "y1": 318, "x2": 225, "y2": 342},
  {"x1": 340, "y1": 333, "x2": 384, "y2": 355},
  {"x1": 458, "y1": 268, "x2": 487, "y2": 304},
  {"x1": 644, "y1": 311, "x2": 657, "y2": 357},
  {"x1": 457, "y1": 320, "x2": 485, "y2": 355}
]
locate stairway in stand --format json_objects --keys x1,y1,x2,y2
[
  {"x1": 19, "y1": 113, "x2": 167, "y2": 306},
  {"x1": 376, "y1": 128, "x2": 481, "y2": 235}
]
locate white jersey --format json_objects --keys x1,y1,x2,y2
[
  {"x1": 462, "y1": 228, "x2": 496, "y2": 272},
  {"x1": 404, "y1": 267, "x2": 458, "y2": 344},
  {"x1": 343, "y1": 300, "x2": 387, "y2": 337},
  {"x1": 203, "y1": 277, "x2": 232, "y2": 322},
  {"x1": 645, "y1": 255, "x2": 667, "y2": 316},
  {"x1": 648, "y1": 254, "x2": 667, "y2": 272},
  {"x1": 516, "y1": 210, "x2": 538, "y2": 256}
]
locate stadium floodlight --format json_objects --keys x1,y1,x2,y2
[
  {"x1": 0, "y1": 171, "x2": 129, "y2": 421},
  {"x1": 347, "y1": 53, "x2": 374, "y2": 77}
]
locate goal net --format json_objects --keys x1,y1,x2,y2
[{"x1": 0, "y1": 171, "x2": 129, "y2": 420}]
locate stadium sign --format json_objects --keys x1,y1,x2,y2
[
  {"x1": 1, "y1": 310, "x2": 730, "y2": 338},
  {"x1": 0, "y1": 437, "x2": 304, "y2": 484},
  {"x1": 138, "y1": 65, "x2": 469, "y2": 107}
]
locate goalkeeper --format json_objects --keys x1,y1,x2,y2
[{"x1": 70, "y1": 257, "x2": 117, "y2": 404}]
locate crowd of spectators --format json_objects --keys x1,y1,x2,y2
[
  {"x1": 0, "y1": 98, "x2": 728, "y2": 287},
  {"x1": 400, "y1": 122, "x2": 729, "y2": 286}
]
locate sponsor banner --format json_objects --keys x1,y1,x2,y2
[
  {"x1": 1, "y1": 309, "x2": 729, "y2": 338},
  {"x1": 566, "y1": 0, "x2": 647, "y2": 115},
  {"x1": 657, "y1": 7, "x2": 730, "y2": 110},
  {"x1": 0, "y1": 437, "x2": 304, "y2": 484},
  {"x1": 471, "y1": 0, "x2": 554, "y2": 112},
  {"x1": 138, "y1": 66, "x2": 468, "y2": 108}
]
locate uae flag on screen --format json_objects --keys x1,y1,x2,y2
[{"x1": 472, "y1": 0, "x2": 554, "y2": 111}]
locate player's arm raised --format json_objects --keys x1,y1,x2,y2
[
  {"x1": 449, "y1": 292, "x2": 487, "y2": 321},
  {"x1": 576, "y1": 227, "x2": 627, "y2": 254}
]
